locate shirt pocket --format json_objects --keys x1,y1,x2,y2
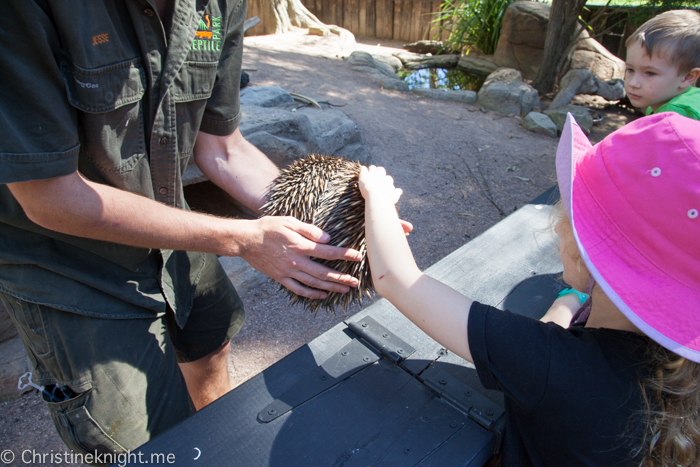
[
  {"x1": 60, "y1": 58, "x2": 147, "y2": 183},
  {"x1": 171, "y1": 60, "x2": 217, "y2": 103},
  {"x1": 171, "y1": 61, "x2": 218, "y2": 164}
]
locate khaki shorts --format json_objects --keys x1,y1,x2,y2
[{"x1": 1, "y1": 256, "x2": 244, "y2": 464}]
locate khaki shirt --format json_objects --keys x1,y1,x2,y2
[{"x1": 0, "y1": 0, "x2": 245, "y2": 326}]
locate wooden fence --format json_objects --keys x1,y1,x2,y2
[{"x1": 300, "y1": 0, "x2": 449, "y2": 43}]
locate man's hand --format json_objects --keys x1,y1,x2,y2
[
  {"x1": 238, "y1": 216, "x2": 361, "y2": 299},
  {"x1": 195, "y1": 130, "x2": 367, "y2": 297}
]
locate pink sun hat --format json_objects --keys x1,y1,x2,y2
[{"x1": 556, "y1": 112, "x2": 700, "y2": 363}]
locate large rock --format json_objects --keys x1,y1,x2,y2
[
  {"x1": 411, "y1": 88, "x2": 477, "y2": 104},
  {"x1": 374, "y1": 55, "x2": 403, "y2": 73},
  {"x1": 543, "y1": 104, "x2": 594, "y2": 134},
  {"x1": 568, "y1": 36, "x2": 626, "y2": 81},
  {"x1": 456, "y1": 54, "x2": 499, "y2": 77},
  {"x1": 184, "y1": 86, "x2": 371, "y2": 185},
  {"x1": 348, "y1": 51, "x2": 400, "y2": 78},
  {"x1": 550, "y1": 69, "x2": 626, "y2": 108},
  {"x1": 396, "y1": 54, "x2": 459, "y2": 71},
  {"x1": 240, "y1": 104, "x2": 370, "y2": 168},
  {"x1": 477, "y1": 80, "x2": 540, "y2": 116},
  {"x1": 494, "y1": 1, "x2": 625, "y2": 81},
  {"x1": 403, "y1": 40, "x2": 445, "y2": 55},
  {"x1": 522, "y1": 111, "x2": 558, "y2": 137},
  {"x1": 493, "y1": 1, "x2": 550, "y2": 80},
  {"x1": 347, "y1": 51, "x2": 409, "y2": 91},
  {"x1": 483, "y1": 67, "x2": 523, "y2": 87},
  {"x1": 239, "y1": 86, "x2": 295, "y2": 107}
]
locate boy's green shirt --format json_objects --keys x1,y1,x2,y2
[{"x1": 646, "y1": 87, "x2": 700, "y2": 120}]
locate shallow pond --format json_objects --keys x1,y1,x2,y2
[{"x1": 398, "y1": 68, "x2": 485, "y2": 92}]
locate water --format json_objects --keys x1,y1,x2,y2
[{"x1": 398, "y1": 67, "x2": 485, "y2": 92}]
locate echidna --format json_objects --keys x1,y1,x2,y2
[{"x1": 261, "y1": 155, "x2": 372, "y2": 313}]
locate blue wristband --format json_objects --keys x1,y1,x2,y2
[{"x1": 557, "y1": 287, "x2": 589, "y2": 305}]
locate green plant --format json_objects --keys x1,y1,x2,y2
[
  {"x1": 627, "y1": 0, "x2": 698, "y2": 27},
  {"x1": 433, "y1": 0, "x2": 516, "y2": 55}
]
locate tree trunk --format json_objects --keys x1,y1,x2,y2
[
  {"x1": 246, "y1": 0, "x2": 351, "y2": 39},
  {"x1": 531, "y1": 0, "x2": 588, "y2": 95}
]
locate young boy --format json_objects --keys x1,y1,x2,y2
[{"x1": 624, "y1": 9, "x2": 700, "y2": 119}]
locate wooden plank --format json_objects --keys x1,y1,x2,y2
[
  {"x1": 420, "y1": 0, "x2": 434, "y2": 41},
  {"x1": 350, "y1": 0, "x2": 360, "y2": 34},
  {"x1": 244, "y1": 3, "x2": 276, "y2": 35},
  {"x1": 366, "y1": 0, "x2": 377, "y2": 38},
  {"x1": 401, "y1": 0, "x2": 415, "y2": 42},
  {"x1": 385, "y1": 0, "x2": 395, "y2": 40},
  {"x1": 410, "y1": 0, "x2": 422, "y2": 43},
  {"x1": 314, "y1": 0, "x2": 324, "y2": 24},
  {"x1": 300, "y1": 0, "x2": 315, "y2": 16},
  {"x1": 430, "y1": 0, "x2": 444, "y2": 41},
  {"x1": 393, "y1": 0, "x2": 403, "y2": 41},
  {"x1": 343, "y1": 0, "x2": 353, "y2": 30},
  {"x1": 302, "y1": 0, "x2": 445, "y2": 41},
  {"x1": 328, "y1": 0, "x2": 340, "y2": 28},
  {"x1": 440, "y1": 0, "x2": 451, "y2": 42},
  {"x1": 375, "y1": 0, "x2": 388, "y2": 39},
  {"x1": 405, "y1": 0, "x2": 415, "y2": 42},
  {"x1": 358, "y1": 0, "x2": 368, "y2": 38}
]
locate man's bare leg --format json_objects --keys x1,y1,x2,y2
[{"x1": 178, "y1": 342, "x2": 232, "y2": 410}]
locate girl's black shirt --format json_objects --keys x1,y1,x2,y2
[{"x1": 468, "y1": 301, "x2": 651, "y2": 466}]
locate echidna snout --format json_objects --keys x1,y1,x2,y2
[{"x1": 260, "y1": 155, "x2": 372, "y2": 313}]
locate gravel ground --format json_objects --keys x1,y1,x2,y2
[{"x1": 0, "y1": 31, "x2": 637, "y2": 467}]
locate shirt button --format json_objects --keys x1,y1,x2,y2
[
  {"x1": 159, "y1": 137, "x2": 168, "y2": 146},
  {"x1": 144, "y1": 8, "x2": 155, "y2": 16},
  {"x1": 159, "y1": 187, "x2": 168, "y2": 195}
]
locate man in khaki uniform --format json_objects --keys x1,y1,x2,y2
[{"x1": 0, "y1": 0, "x2": 360, "y2": 457}]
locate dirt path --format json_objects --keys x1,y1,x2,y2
[{"x1": 0, "y1": 32, "x2": 637, "y2": 466}]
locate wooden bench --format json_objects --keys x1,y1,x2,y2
[{"x1": 122, "y1": 188, "x2": 564, "y2": 466}]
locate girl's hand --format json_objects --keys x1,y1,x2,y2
[
  {"x1": 359, "y1": 165, "x2": 413, "y2": 234},
  {"x1": 359, "y1": 165, "x2": 403, "y2": 204}
]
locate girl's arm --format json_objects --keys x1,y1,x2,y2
[
  {"x1": 539, "y1": 294, "x2": 580, "y2": 328},
  {"x1": 359, "y1": 166, "x2": 475, "y2": 363}
]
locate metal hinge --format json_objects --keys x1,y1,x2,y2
[
  {"x1": 347, "y1": 316, "x2": 416, "y2": 363},
  {"x1": 257, "y1": 316, "x2": 416, "y2": 424},
  {"x1": 424, "y1": 370, "x2": 504, "y2": 430}
]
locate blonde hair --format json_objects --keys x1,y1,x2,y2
[
  {"x1": 552, "y1": 202, "x2": 700, "y2": 466},
  {"x1": 637, "y1": 345, "x2": 700, "y2": 467},
  {"x1": 625, "y1": 9, "x2": 700, "y2": 75}
]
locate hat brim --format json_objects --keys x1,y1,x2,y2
[{"x1": 556, "y1": 114, "x2": 700, "y2": 363}]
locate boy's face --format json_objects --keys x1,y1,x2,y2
[{"x1": 624, "y1": 42, "x2": 689, "y2": 112}]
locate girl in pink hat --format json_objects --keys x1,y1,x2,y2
[{"x1": 358, "y1": 111, "x2": 700, "y2": 466}]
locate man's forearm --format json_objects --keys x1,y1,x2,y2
[
  {"x1": 8, "y1": 171, "x2": 248, "y2": 256},
  {"x1": 9, "y1": 169, "x2": 362, "y2": 299},
  {"x1": 194, "y1": 129, "x2": 279, "y2": 214}
]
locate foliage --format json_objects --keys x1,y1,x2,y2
[
  {"x1": 433, "y1": 0, "x2": 516, "y2": 55},
  {"x1": 627, "y1": 0, "x2": 699, "y2": 27}
]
